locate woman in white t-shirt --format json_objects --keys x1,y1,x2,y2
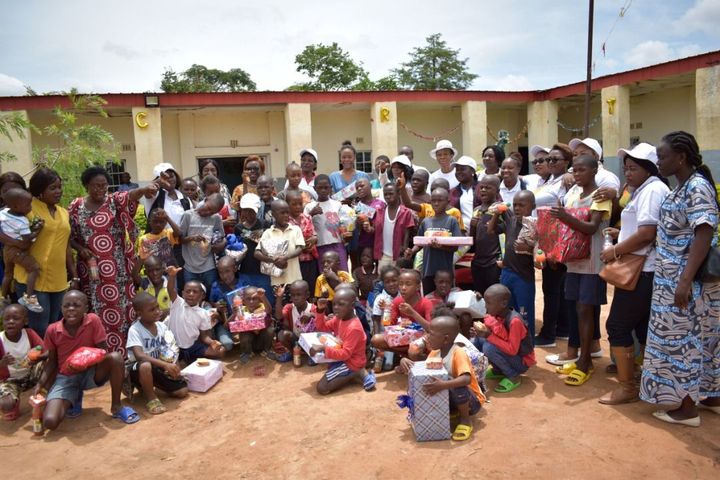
[
  {"x1": 598, "y1": 143, "x2": 669, "y2": 405},
  {"x1": 428, "y1": 139, "x2": 459, "y2": 191}
]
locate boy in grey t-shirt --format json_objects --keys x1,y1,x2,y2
[{"x1": 179, "y1": 193, "x2": 226, "y2": 294}]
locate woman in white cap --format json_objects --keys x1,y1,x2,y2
[
  {"x1": 525, "y1": 145, "x2": 552, "y2": 192},
  {"x1": 640, "y1": 131, "x2": 720, "y2": 426},
  {"x1": 329, "y1": 141, "x2": 369, "y2": 194},
  {"x1": 428, "y1": 139, "x2": 459, "y2": 191},
  {"x1": 449, "y1": 155, "x2": 478, "y2": 230},
  {"x1": 569, "y1": 137, "x2": 621, "y2": 195},
  {"x1": 598, "y1": 143, "x2": 669, "y2": 405}
]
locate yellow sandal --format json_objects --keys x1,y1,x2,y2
[
  {"x1": 564, "y1": 369, "x2": 593, "y2": 386},
  {"x1": 452, "y1": 424, "x2": 473, "y2": 441}
]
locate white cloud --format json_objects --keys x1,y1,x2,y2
[
  {"x1": 676, "y1": 0, "x2": 720, "y2": 36},
  {"x1": 102, "y1": 42, "x2": 142, "y2": 60},
  {"x1": 0, "y1": 74, "x2": 26, "y2": 96},
  {"x1": 624, "y1": 40, "x2": 702, "y2": 68}
]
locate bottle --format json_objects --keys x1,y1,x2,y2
[
  {"x1": 535, "y1": 249, "x2": 546, "y2": 268},
  {"x1": 232, "y1": 295, "x2": 243, "y2": 317},
  {"x1": 18, "y1": 346, "x2": 43, "y2": 369},
  {"x1": 381, "y1": 304, "x2": 392, "y2": 327},
  {"x1": 603, "y1": 230, "x2": 614, "y2": 250},
  {"x1": 87, "y1": 257, "x2": 99, "y2": 281},
  {"x1": 293, "y1": 343, "x2": 302, "y2": 367},
  {"x1": 29, "y1": 394, "x2": 46, "y2": 435},
  {"x1": 374, "y1": 350, "x2": 385, "y2": 373}
]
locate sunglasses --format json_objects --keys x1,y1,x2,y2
[
  {"x1": 547, "y1": 156, "x2": 565, "y2": 164},
  {"x1": 531, "y1": 158, "x2": 547, "y2": 165}
]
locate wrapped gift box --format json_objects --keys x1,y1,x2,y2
[
  {"x1": 181, "y1": 359, "x2": 223, "y2": 392},
  {"x1": 413, "y1": 236, "x2": 473, "y2": 246},
  {"x1": 447, "y1": 290, "x2": 486, "y2": 318},
  {"x1": 407, "y1": 361, "x2": 451, "y2": 441},
  {"x1": 331, "y1": 181, "x2": 357, "y2": 201},
  {"x1": 355, "y1": 202, "x2": 377, "y2": 219},
  {"x1": 298, "y1": 332, "x2": 342, "y2": 363},
  {"x1": 383, "y1": 325, "x2": 425, "y2": 347},
  {"x1": 228, "y1": 312, "x2": 267, "y2": 333}
]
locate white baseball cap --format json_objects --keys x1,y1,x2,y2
[
  {"x1": 453, "y1": 155, "x2": 477, "y2": 170},
  {"x1": 530, "y1": 145, "x2": 550, "y2": 157},
  {"x1": 617, "y1": 143, "x2": 658, "y2": 165},
  {"x1": 299, "y1": 148, "x2": 318, "y2": 162},
  {"x1": 239, "y1": 193, "x2": 261, "y2": 213},
  {"x1": 569, "y1": 138, "x2": 603, "y2": 158},
  {"x1": 390, "y1": 154, "x2": 412, "y2": 168},
  {"x1": 429, "y1": 139, "x2": 458, "y2": 160},
  {"x1": 153, "y1": 162, "x2": 176, "y2": 178}
]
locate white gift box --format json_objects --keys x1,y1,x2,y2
[
  {"x1": 413, "y1": 236, "x2": 473, "y2": 246},
  {"x1": 298, "y1": 332, "x2": 342, "y2": 364},
  {"x1": 447, "y1": 290, "x2": 486, "y2": 318},
  {"x1": 181, "y1": 359, "x2": 223, "y2": 393}
]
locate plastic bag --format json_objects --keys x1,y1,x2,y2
[{"x1": 59, "y1": 347, "x2": 107, "y2": 375}]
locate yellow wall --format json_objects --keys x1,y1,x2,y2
[
  {"x1": 629, "y1": 86, "x2": 695, "y2": 146},
  {"x1": 557, "y1": 100, "x2": 602, "y2": 145},
  {"x1": 311, "y1": 108, "x2": 372, "y2": 173},
  {"x1": 487, "y1": 106, "x2": 529, "y2": 154},
  {"x1": 396, "y1": 105, "x2": 463, "y2": 170}
]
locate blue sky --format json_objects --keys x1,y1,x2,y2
[{"x1": 1, "y1": 0, "x2": 718, "y2": 95}]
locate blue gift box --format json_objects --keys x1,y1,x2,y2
[{"x1": 402, "y1": 361, "x2": 451, "y2": 442}]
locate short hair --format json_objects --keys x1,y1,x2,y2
[
  {"x1": 380, "y1": 264, "x2": 400, "y2": 280},
  {"x1": 200, "y1": 174, "x2": 220, "y2": 193},
  {"x1": 81, "y1": 166, "x2": 111, "y2": 187},
  {"x1": 395, "y1": 258, "x2": 413, "y2": 269},
  {"x1": 4, "y1": 187, "x2": 32, "y2": 206},
  {"x1": 286, "y1": 161, "x2": 301, "y2": 172},
  {"x1": 573, "y1": 154, "x2": 598, "y2": 170},
  {"x1": 132, "y1": 291, "x2": 156, "y2": 310},
  {"x1": 431, "y1": 304, "x2": 457, "y2": 320},
  {"x1": 483, "y1": 145, "x2": 506, "y2": 163},
  {"x1": 199, "y1": 158, "x2": 219, "y2": 176},
  {"x1": 290, "y1": 279, "x2": 309, "y2": 292},
  {"x1": 0, "y1": 172, "x2": 26, "y2": 191},
  {"x1": 399, "y1": 268, "x2": 421, "y2": 283},
  {"x1": 550, "y1": 143, "x2": 574, "y2": 164},
  {"x1": 376, "y1": 154, "x2": 390, "y2": 163},
  {"x1": 315, "y1": 174, "x2": 331, "y2": 186},
  {"x1": 205, "y1": 192, "x2": 224, "y2": 208},
  {"x1": 434, "y1": 269, "x2": 453, "y2": 280},
  {"x1": 28, "y1": 167, "x2": 61, "y2": 198}
]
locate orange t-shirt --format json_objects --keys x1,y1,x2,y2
[{"x1": 429, "y1": 346, "x2": 483, "y2": 403}]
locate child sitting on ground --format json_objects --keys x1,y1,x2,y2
[
  {"x1": 275, "y1": 280, "x2": 317, "y2": 361},
  {"x1": 315, "y1": 250, "x2": 353, "y2": 301},
  {"x1": 136, "y1": 208, "x2": 181, "y2": 267},
  {"x1": 165, "y1": 266, "x2": 225, "y2": 365},
  {"x1": 398, "y1": 312, "x2": 484, "y2": 441},
  {"x1": 424, "y1": 269, "x2": 461, "y2": 307},
  {"x1": 309, "y1": 287, "x2": 376, "y2": 394},
  {"x1": 36, "y1": 290, "x2": 139, "y2": 429},
  {"x1": 352, "y1": 247, "x2": 378, "y2": 305},
  {"x1": 0, "y1": 188, "x2": 44, "y2": 311},
  {"x1": 133, "y1": 255, "x2": 171, "y2": 320},
  {"x1": 0, "y1": 304, "x2": 44, "y2": 420},
  {"x1": 126, "y1": 292, "x2": 188, "y2": 415},
  {"x1": 233, "y1": 286, "x2": 276, "y2": 364},
  {"x1": 208, "y1": 255, "x2": 242, "y2": 352},
  {"x1": 472, "y1": 284, "x2": 535, "y2": 394}
]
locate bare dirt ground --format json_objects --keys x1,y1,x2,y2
[{"x1": 2, "y1": 281, "x2": 719, "y2": 479}]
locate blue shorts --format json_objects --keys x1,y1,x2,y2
[
  {"x1": 449, "y1": 386, "x2": 482, "y2": 416},
  {"x1": 179, "y1": 340, "x2": 209, "y2": 364},
  {"x1": 324, "y1": 362, "x2": 355, "y2": 382},
  {"x1": 564, "y1": 272, "x2": 607, "y2": 306},
  {"x1": 46, "y1": 367, "x2": 104, "y2": 406}
]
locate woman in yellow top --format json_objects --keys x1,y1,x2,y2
[{"x1": 14, "y1": 168, "x2": 78, "y2": 337}]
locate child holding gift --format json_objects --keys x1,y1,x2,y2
[
  {"x1": 370, "y1": 265, "x2": 401, "y2": 334},
  {"x1": 233, "y1": 286, "x2": 276, "y2": 364},
  {"x1": 208, "y1": 255, "x2": 243, "y2": 352},
  {"x1": 370, "y1": 182, "x2": 415, "y2": 272},
  {"x1": 136, "y1": 208, "x2": 181, "y2": 267},
  {"x1": 275, "y1": 280, "x2": 317, "y2": 355},
  {"x1": 179, "y1": 193, "x2": 226, "y2": 294},
  {"x1": 398, "y1": 175, "x2": 465, "y2": 232},
  {"x1": 0, "y1": 304, "x2": 44, "y2": 421},
  {"x1": 165, "y1": 266, "x2": 225, "y2": 365},
  {"x1": 254, "y1": 199, "x2": 305, "y2": 287},
  {"x1": 309, "y1": 288, "x2": 375, "y2": 394},
  {"x1": 287, "y1": 189, "x2": 319, "y2": 292},
  {"x1": 472, "y1": 284, "x2": 535, "y2": 394},
  {"x1": 36, "y1": 290, "x2": 139, "y2": 430},
  {"x1": 305, "y1": 174, "x2": 352, "y2": 271},
  {"x1": 315, "y1": 250, "x2": 353, "y2": 301},
  {"x1": 470, "y1": 175, "x2": 506, "y2": 295},
  {"x1": 127, "y1": 292, "x2": 188, "y2": 415}
]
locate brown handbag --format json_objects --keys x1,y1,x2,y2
[{"x1": 599, "y1": 253, "x2": 646, "y2": 291}]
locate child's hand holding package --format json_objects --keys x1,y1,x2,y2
[{"x1": 422, "y1": 377, "x2": 448, "y2": 395}]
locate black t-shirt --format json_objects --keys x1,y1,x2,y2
[
  {"x1": 502, "y1": 214, "x2": 534, "y2": 282},
  {"x1": 235, "y1": 219, "x2": 264, "y2": 275},
  {"x1": 471, "y1": 206, "x2": 504, "y2": 267}
]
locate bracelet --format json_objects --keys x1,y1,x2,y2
[
  {"x1": 71, "y1": 277, "x2": 80, "y2": 282},
  {"x1": 613, "y1": 246, "x2": 621, "y2": 261}
]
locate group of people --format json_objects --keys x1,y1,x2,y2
[{"x1": 0, "y1": 130, "x2": 718, "y2": 440}]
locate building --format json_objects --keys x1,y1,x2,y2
[{"x1": 1, "y1": 50, "x2": 719, "y2": 189}]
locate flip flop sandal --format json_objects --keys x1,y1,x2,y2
[
  {"x1": 146, "y1": 399, "x2": 166, "y2": 415},
  {"x1": 555, "y1": 362, "x2": 577, "y2": 375},
  {"x1": 564, "y1": 369, "x2": 593, "y2": 386},
  {"x1": 452, "y1": 424, "x2": 473, "y2": 441},
  {"x1": 66, "y1": 391, "x2": 83, "y2": 419},
  {"x1": 545, "y1": 353, "x2": 580, "y2": 366},
  {"x1": 494, "y1": 377, "x2": 521, "y2": 393},
  {"x1": 485, "y1": 367, "x2": 505, "y2": 380},
  {"x1": 112, "y1": 406, "x2": 140, "y2": 424},
  {"x1": 2, "y1": 402, "x2": 20, "y2": 421},
  {"x1": 363, "y1": 371, "x2": 377, "y2": 391}
]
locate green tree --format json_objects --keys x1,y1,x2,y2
[
  {"x1": 0, "y1": 112, "x2": 36, "y2": 163},
  {"x1": 161, "y1": 64, "x2": 256, "y2": 92},
  {"x1": 393, "y1": 33, "x2": 478, "y2": 90},
  {"x1": 289, "y1": 43, "x2": 370, "y2": 91}
]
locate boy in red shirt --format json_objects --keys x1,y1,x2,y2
[
  {"x1": 472, "y1": 284, "x2": 535, "y2": 394},
  {"x1": 35, "y1": 290, "x2": 139, "y2": 431},
  {"x1": 424, "y1": 269, "x2": 461, "y2": 307},
  {"x1": 310, "y1": 287, "x2": 375, "y2": 394},
  {"x1": 276, "y1": 280, "x2": 317, "y2": 355}
]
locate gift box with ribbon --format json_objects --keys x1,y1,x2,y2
[
  {"x1": 383, "y1": 324, "x2": 425, "y2": 347},
  {"x1": 397, "y1": 361, "x2": 451, "y2": 441}
]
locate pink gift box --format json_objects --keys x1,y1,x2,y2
[
  {"x1": 181, "y1": 359, "x2": 223, "y2": 393},
  {"x1": 383, "y1": 325, "x2": 425, "y2": 347},
  {"x1": 413, "y1": 236, "x2": 473, "y2": 246},
  {"x1": 228, "y1": 312, "x2": 267, "y2": 333}
]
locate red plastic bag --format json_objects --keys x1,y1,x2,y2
[
  {"x1": 60, "y1": 347, "x2": 107, "y2": 375},
  {"x1": 536, "y1": 207, "x2": 591, "y2": 263}
]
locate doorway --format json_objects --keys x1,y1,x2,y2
[{"x1": 197, "y1": 156, "x2": 267, "y2": 192}]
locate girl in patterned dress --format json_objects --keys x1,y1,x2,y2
[
  {"x1": 69, "y1": 166, "x2": 158, "y2": 357},
  {"x1": 641, "y1": 131, "x2": 720, "y2": 427}
]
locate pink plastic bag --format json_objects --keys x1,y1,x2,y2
[{"x1": 60, "y1": 347, "x2": 107, "y2": 375}]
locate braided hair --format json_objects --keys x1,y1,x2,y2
[{"x1": 662, "y1": 130, "x2": 719, "y2": 207}]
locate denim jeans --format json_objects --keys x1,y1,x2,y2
[
  {"x1": 15, "y1": 282, "x2": 65, "y2": 338},
  {"x1": 474, "y1": 337, "x2": 528, "y2": 379},
  {"x1": 213, "y1": 322, "x2": 234, "y2": 352},
  {"x1": 183, "y1": 269, "x2": 219, "y2": 300},
  {"x1": 500, "y1": 268, "x2": 536, "y2": 338}
]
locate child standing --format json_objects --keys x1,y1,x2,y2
[
  {"x1": 352, "y1": 247, "x2": 378, "y2": 305},
  {"x1": 488, "y1": 190, "x2": 538, "y2": 338},
  {"x1": 165, "y1": 266, "x2": 225, "y2": 364},
  {"x1": 275, "y1": 280, "x2": 317, "y2": 353},
  {"x1": 371, "y1": 183, "x2": 416, "y2": 272},
  {"x1": 309, "y1": 289, "x2": 375, "y2": 394},
  {"x1": 0, "y1": 188, "x2": 44, "y2": 311},
  {"x1": 200, "y1": 175, "x2": 237, "y2": 234},
  {"x1": 136, "y1": 208, "x2": 181, "y2": 267},
  {"x1": 256, "y1": 175, "x2": 278, "y2": 228},
  {"x1": 406, "y1": 187, "x2": 462, "y2": 294},
  {"x1": 208, "y1": 255, "x2": 243, "y2": 352},
  {"x1": 36, "y1": 290, "x2": 139, "y2": 429},
  {"x1": 233, "y1": 286, "x2": 275, "y2": 364},
  {"x1": 179, "y1": 192, "x2": 226, "y2": 294},
  {"x1": 0, "y1": 305, "x2": 44, "y2": 420},
  {"x1": 315, "y1": 250, "x2": 353, "y2": 301},
  {"x1": 353, "y1": 177, "x2": 385, "y2": 268},
  {"x1": 254, "y1": 200, "x2": 305, "y2": 287},
  {"x1": 287, "y1": 190, "x2": 319, "y2": 294},
  {"x1": 127, "y1": 293, "x2": 188, "y2": 415},
  {"x1": 470, "y1": 175, "x2": 505, "y2": 295},
  {"x1": 181, "y1": 178, "x2": 199, "y2": 208},
  {"x1": 277, "y1": 162, "x2": 316, "y2": 205},
  {"x1": 305, "y1": 174, "x2": 351, "y2": 271},
  {"x1": 473, "y1": 284, "x2": 535, "y2": 394},
  {"x1": 370, "y1": 265, "x2": 401, "y2": 334}
]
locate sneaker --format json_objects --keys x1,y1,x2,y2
[
  {"x1": 534, "y1": 336, "x2": 556, "y2": 348},
  {"x1": 19, "y1": 294, "x2": 44, "y2": 313}
]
